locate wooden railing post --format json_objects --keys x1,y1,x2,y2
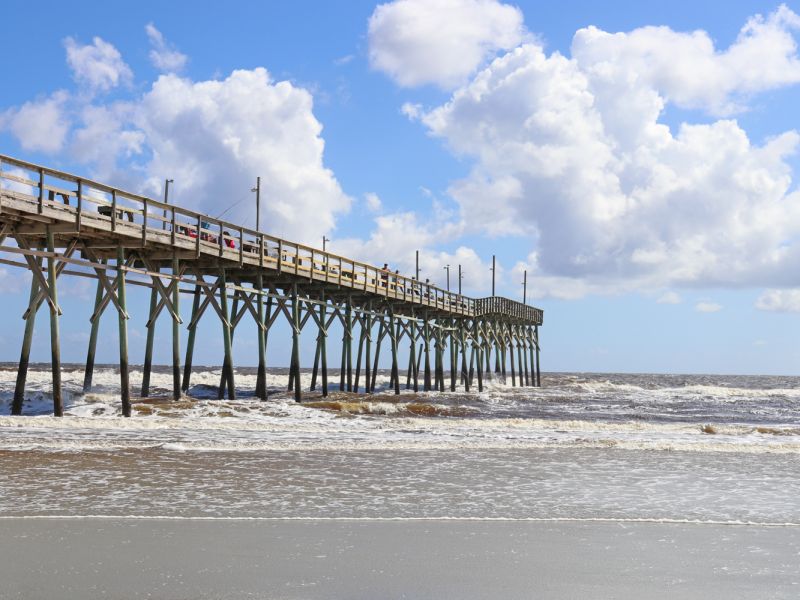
[
  {"x1": 142, "y1": 198, "x2": 148, "y2": 246},
  {"x1": 76, "y1": 179, "x2": 82, "y2": 231},
  {"x1": 111, "y1": 189, "x2": 117, "y2": 232},
  {"x1": 38, "y1": 168, "x2": 44, "y2": 213}
]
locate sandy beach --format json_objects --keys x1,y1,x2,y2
[{"x1": 2, "y1": 518, "x2": 798, "y2": 599}]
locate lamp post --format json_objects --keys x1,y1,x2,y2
[
  {"x1": 251, "y1": 177, "x2": 261, "y2": 231},
  {"x1": 490, "y1": 255, "x2": 496, "y2": 296},
  {"x1": 415, "y1": 250, "x2": 420, "y2": 281},
  {"x1": 458, "y1": 264, "x2": 463, "y2": 295},
  {"x1": 522, "y1": 269, "x2": 527, "y2": 304},
  {"x1": 444, "y1": 264, "x2": 450, "y2": 292},
  {"x1": 322, "y1": 236, "x2": 330, "y2": 251}
]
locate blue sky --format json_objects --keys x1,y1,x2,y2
[{"x1": 2, "y1": 0, "x2": 800, "y2": 374}]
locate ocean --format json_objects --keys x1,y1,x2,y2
[{"x1": 1, "y1": 365, "x2": 799, "y2": 524}]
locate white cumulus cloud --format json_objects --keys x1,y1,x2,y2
[
  {"x1": 408, "y1": 6, "x2": 800, "y2": 298},
  {"x1": 755, "y1": 289, "x2": 800, "y2": 312},
  {"x1": 695, "y1": 301, "x2": 722, "y2": 313},
  {"x1": 368, "y1": 0, "x2": 527, "y2": 89},
  {"x1": 364, "y1": 192, "x2": 383, "y2": 212},
  {"x1": 657, "y1": 291, "x2": 682, "y2": 304},
  {"x1": 64, "y1": 36, "x2": 133, "y2": 92},
  {"x1": 571, "y1": 5, "x2": 800, "y2": 116},
  {"x1": 1, "y1": 91, "x2": 70, "y2": 153},
  {"x1": 146, "y1": 23, "x2": 188, "y2": 73},
  {"x1": 127, "y1": 69, "x2": 350, "y2": 243}
]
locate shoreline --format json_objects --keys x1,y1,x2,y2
[{"x1": 2, "y1": 515, "x2": 800, "y2": 526}]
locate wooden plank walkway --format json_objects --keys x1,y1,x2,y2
[{"x1": 0, "y1": 154, "x2": 543, "y2": 416}]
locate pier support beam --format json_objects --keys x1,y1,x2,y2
[
  {"x1": 182, "y1": 285, "x2": 201, "y2": 392},
  {"x1": 389, "y1": 309, "x2": 400, "y2": 395},
  {"x1": 46, "y1": 230, "x2": 63, "y2": 417},
  {"x1": 354, "y1": 314, "x2": 366, "y2": 393},
  {"x1": 218, "y1": 269, "x2": 235, "y2": 400},
  {"x1": 83, "y1": 259, "x2": 106, "y2": 393},
  {"x1": 319, "y1": 293, "x2": 328, "y2": 397},
  {"x1": 255, "y1": 275, "x2": 267, "y2": 399},
  {"x1": 475, "y1": 321, "x2": 484, "y2": 392},
  {"x1": 290, "y1": 283, "x2": 302, "y2": 402},
  {"x1": 141, "y1": 270, "x2": 159, "y2": 398},
  {"x1": 117, "y1": 247, "x2": 131, "y2": 417},
  {"x1": 521, "y1": 328, "x2": 529, "y2": 387},
  {"x1": 171, "y1": 255, "x2": 181, "y2": 400},
  {"x1": 460, "y1": 320, "x2": 469, "y2": 393},
  {"x1": 12, "y1": 258, "x2": 42, "y2": 416},
  {"x1": 449, "y1": 319, "x2": 457, "y2": 392},
  {"x1": 221, "y1": 292, "x2": 240, "y2": 397},
  {"x1": 370, "y1": 319, "x2": 385, "y2": 393},
  {"x1": 364, "y1": 308, "x2": 372, "y2": 395},
  {"x1": 423, "y1": 315, "x2": 432, "y2": 391},
  {"x1": 534, "y1": 325, "x2": 541, "y2": 387}
]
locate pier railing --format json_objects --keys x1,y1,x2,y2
[{"x1": 0, "y1": 154, "x2": 542, "y2": 324}]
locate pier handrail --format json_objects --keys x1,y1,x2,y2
[{"x1": 0, "y1": 153, "x2": 541, "y2": 324}]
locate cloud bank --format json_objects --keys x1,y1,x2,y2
[{"x1": 370, "y1": 2, "x2": 800, "y2": 298}]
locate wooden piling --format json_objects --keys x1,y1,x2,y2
[
  {"x1": 354, "y1": 317, "x2": 365, "y2": 392},
  {"x1": 518, "y1": 328, "x2": 528, "y2": 387},
  {"x1": 370, "y1": 320, "x2": 384, "y2": 393},
  {"x1": 475, "y1": 322, "x2": 484, "y2": 392},
  {"x1": 182, "y1": 285, "x2": 201, "y2": 392},
  {"x1": 218, "y1": 268, "x2": 235, "y2": 400},
  {"x1": 290, "y1": 283, "x2": 301, "y2": 402},
  {"x1": 46, "y1": 230, "x2": 63, "y2": 417},
  {"x1": 345, "y1": 300, "x2": 353, "y2": 392},
  {"x1": 117, "y1": 246, "x2": 131, "y2": 417},
  {"x1": 423, "y1": 315, "x2": 432, "y2": 391},
  {"x1": 223, "y1": 291, "x2": 241, "y2": 396},
  {"x1": 310, "y1": 339, "x2": 321, "y2": 392},
  {"x1": 449, "y1": 319, "x2": 457, "y2": 392},
  {"x1": 141, "y1": 272, "x2": 159, "y2": 398},
  {"x1": 171, "y1": 255, "x2": 181, "y2": 400},
  {"x1": 364, "y1": 308, "x2": 372, "y2": 395},
  {"x1": 83, "y1": 259, "x2": 106, "y2": 393},
  {"x1": 12, "y1": 258, "x2": 41, "y2": 415},
  {"x1": 389, "y1": 309, "x2": 400, "y2": 395},
  {"x1": 534, "y1": 325, "x2": 541, "y2": 387},
  {"x1": 509, "y1": 336, "x2": 516, "y2": 387},
  {"x1": 460, "y1": 321, "x2": 470, "y2": 393},
  {"x1": 319, "y1": 293, "x2": 328, "y2": 397}
]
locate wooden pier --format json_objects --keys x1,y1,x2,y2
[{"x1": 0, "y1": 154, "x2": 543, "y2": 416}]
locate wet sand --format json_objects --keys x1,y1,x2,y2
[{"x1": 1, "y1": 518, "x2": 798, "y2": 599}]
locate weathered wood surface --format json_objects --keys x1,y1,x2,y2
[
  {"x1": 0, "y1": 154, "x2": 544, "y2": 417},
  {"x1": 0, "y1": 154, "x2": 542, "y2": 325}
]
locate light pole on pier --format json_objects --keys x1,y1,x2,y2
[
  {"x1": 444, "y1": 264, "x2": 450, "y2": 292},
  {"x1": 522, "y1": 270, "x2": 527, "y2": 304},
  {"x1": 251, "y1": 177, "x2": 261, "y2": 231},
  {"x1": 415, "y1": 250, "x2": 420, "y2": 281},
  {"x1": 322, "y1": 236, "x2": 330, "y2": 251},
  {"x1": 490, "y1": 255, "x2": 496, "y2": 296},
  {"x1": 458, "y1": 264, "x2": 463, "y2": 295}
]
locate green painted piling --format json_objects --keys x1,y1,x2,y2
[
  {"x1": 117, "y1": 247, "x2": 131, "y2": 417},
  {"x1": 171, "y1": 255, "x2": 180, "y2": 400},
  {"x1": 46, "y1": 230, "x2": 62, "y2": 417}
]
